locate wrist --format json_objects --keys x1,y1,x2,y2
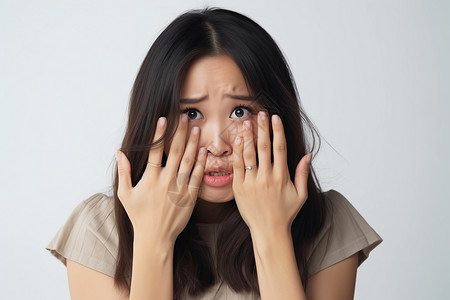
[
  {"x1": 133, "y1": 230, "x2": 175, "y2": 254},
  {"x1": 250, "y1": 223, "x2": 291, "y2": 242},
  {"x1": 251, "y1": 226, "x2": 293, "y2": 254}
]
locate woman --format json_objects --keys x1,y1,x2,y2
[{"x1": 47, "y1": 8, "x2": 382, "y2": 299}]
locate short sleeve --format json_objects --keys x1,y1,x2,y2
[
  {"x1": 306, "y1": 190, "x2": 382, "y2": 276},
  {"x1": 46, "y1": 193, "x2": 119, "y2": 277}
]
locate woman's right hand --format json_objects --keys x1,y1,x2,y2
[{"x1": 115, "y1": 114, "x2": 206, "y2": 246}]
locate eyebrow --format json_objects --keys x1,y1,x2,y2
[{"x1": 179, "y1": 94, "x2": 255, "y2": 104}]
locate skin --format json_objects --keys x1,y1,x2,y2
[
  {"x1": 67, "y1": 55, "x2": 358, "y2": 299},
  {"x1": 175, "y1": 55, "x2": 263, "y2": 223}
]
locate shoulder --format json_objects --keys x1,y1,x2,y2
[
  {"x1": 46, "y1": 193, "x2": 118, "y2": 278},
  {"x1": 306, "y1": 189, "x2": 382, "y2": 277},
  {"x1": 323, "y1": 190, "x2": 375, "y2": 234}
]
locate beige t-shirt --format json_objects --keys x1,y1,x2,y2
[{"x1": 46, "y1": 190, "x2": 382, "y2": 299}]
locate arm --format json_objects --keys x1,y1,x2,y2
[
  {"x1": 67, "y1": 115, "x2": 205, "y2": 299},
  {"x1": 129, "y1": 232, "x2": 175, "y2": 299},
  {"x1": 67, "y1": 260, "x2": 129, "y2": 300},
  {"x1": 251, "y1": 230, "x2": 306, "y2": 300},
  {"x1": 305, "y1": 253, "x2": 358, "y2": 300},
  {"x1": 233, "y1": 113, "x2": 358, "y2": 299},
  {"x1": 113, "y1": 115, "x2": 204, "y2": 299},
  {"x1": 67, "y1": 236, "x2": 175, "y2": 300},
  {"x1": 251, "y1": 229, "x2": 358, "y2": 300}
]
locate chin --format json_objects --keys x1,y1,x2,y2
[{"x1": 197, "y1": 184, "x2": 234, "y2": 203}]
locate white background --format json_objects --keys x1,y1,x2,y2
[{"x1": 1, "y1": 0, "x2": 449, "y2": 299}]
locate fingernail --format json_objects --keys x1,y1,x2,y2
[
  {"x1": 158, "y1": 117, "x2": 166, "y2": 126},
  {"x1": 306, "y1": 153, "x2": 312, "y2": 164},
  {"x1": 181, "y1": 114, "x2": 188, "y2": 122},
  {"x1": 259, "y1": 111, "x2": 266, "y2": 121},
  {"x1": 200, "y1": 147, "x2": 206, "y2": 155},
  {"x1": 273, "y1": 115, "x2": 280, "y2": 124},
  {"x1": 192, "y1": 126, "x2": 199, "y2": 135},
  {"x1": 244, "y1": 120, "x2": 251, "y2": 130},
  {"x1": 115, "y1": 150, "x2": 122, "y2": 162},
  {"x1": 235, "y1": 136, "x2": 242, "y2": 145}
]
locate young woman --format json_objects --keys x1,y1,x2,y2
[{"x1": 47, "y1": 8, "x2": 382, "y2": 300}]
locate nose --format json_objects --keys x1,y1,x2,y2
[{"x1": 202, "y1": 122, "x2": 233, "y2": 157}]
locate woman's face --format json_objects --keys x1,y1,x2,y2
[{"x1": 174, "y1": 55, "x2": 264, "y2": 203}]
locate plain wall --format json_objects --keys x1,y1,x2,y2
[{"x1": 1, "y1": 0, "x2": 448, "y2": 299}]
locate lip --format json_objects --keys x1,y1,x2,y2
[
  {"x1": 203, "y1": 157, "x2": 233, "y2": 187},
  {"x1": 203, "y1": 172, "x2": 233, "y2": 187}
]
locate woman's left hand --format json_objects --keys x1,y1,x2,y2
[{"x1": 232, "y1": 111, "x2": 312, "y2": 239}]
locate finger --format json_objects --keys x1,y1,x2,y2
[
  {"x1": 272, "y1": 114, "x2": 289, "y2": 177},
  {"x1": 242, "y1": 120, "x2": 257, "y2": 177},
  {"x1": 145, "y1": 116, "x2": 167, "y2": 174},
  {"x1": 178, "y1": 126, "x2": 200, "y2": 185},
  {"x1": 232, "y1": 134, "x2": 245, "y2": 185},
  {"x1": 188, "y1": 146, "x2": 207, "y2": 194},
  {"x1": 294, "y1": 153, "x2": 312, "y2": 199},
  {"x1": 165, "y1": 114, "x2": 189, "y2": 174},
  {"x1": 116, "y1": 150, "x2": 132, "y2": 201},
  {"x1": 256, "y1": 111, "x2": 271, "y2": 173}
]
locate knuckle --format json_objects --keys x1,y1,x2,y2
[
  {"x1": 243, "y1": 153, "x2": 253, "y2": 161},
  {"x1": 273, "y1": 173, "x2": 284, "y2": 185},
  {"x1": 233, "y1": 148, "x2": 243, "y2": 157},
  {"x1": 117, "y1": 189, "x2": 128, "y2": 202},
  {"x1": 243, "y1": 142, "x2": 254, "y2": 152},
  {"x1": 257, "y1": 175, "x2": 270, "y2": 188},
  {"x1": 274, "y1": 143, "x2": 286, "y2": 152},
  {"x1": 170, "y1": 144, "x2": 184, "y2": 156},
  {"x1": 259, "y1": 142, "x2": 270, "y2": 151},
  {"x1": 117, "y1": 167, "x2": 129, "y2": 177},
  {"x1": 177, "y1": 173, "x2": 189, "y2": 185},
  {"x1": 182, "y1": 155, "x2": 193, "y2": 167},
  {"x1": 273, "y1": 177, "x2": 281, "y2": 186},
  {"x1": 188, "y1": 174, "x2": 199, "y2": 184}
]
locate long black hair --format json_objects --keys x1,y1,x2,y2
[{"x1": 113, "y1": 8, "x2": 326, "y2": 298}]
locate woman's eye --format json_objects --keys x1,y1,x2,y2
[
  {"x1": 182, "y1": 108, "x2": 203, "y2": 120},
  {"x1": 230, "y1": 106, "x2": 252, "y2": 119}
]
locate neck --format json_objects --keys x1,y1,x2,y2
[{"x1": 192, "y1": 198, "x2": 234, "y2": 224}]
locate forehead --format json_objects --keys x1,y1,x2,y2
[{"x1": 181, "y1": 55, "x2": 249, "y2": 96}]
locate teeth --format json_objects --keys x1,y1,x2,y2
[{"x1": 208, "y1": 172, "x2": 228, "y2": 176}]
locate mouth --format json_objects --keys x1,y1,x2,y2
[
  {"x1": 206, "y1": 171, "x2": 230, "y2": 176},
  {"x1": 203, "y1": 171, "x2": 233, "y2": 187}
]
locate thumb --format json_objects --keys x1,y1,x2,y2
[
  {"x1": 294, "y1": 153, "x2": 312, "y2": 198},
  {"x1": 116, "y1": 150, "x2": 132, "y2": 201}
]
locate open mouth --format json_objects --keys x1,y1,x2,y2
[
  {"x1": 203, "y1": 172, "x2": 233, "y2": 187},
  {"x1": 206, "y1": 172, "x2": 230, "y2": 176}
]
